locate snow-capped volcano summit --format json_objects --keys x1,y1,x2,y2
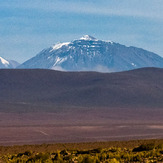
[
  {"x1": 18, "y1": 35, "x2": 163, "y2": 72},
  {"x1": 80, "y1": 35, "x2": 97, "y2": 41},
  {"x1": 0, "y1": 56, "x2": 20, "y2": 68}
]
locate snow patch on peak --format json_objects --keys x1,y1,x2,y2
[
  {"x1": 0, "y1": 57, "x2": 9, "y2": 65},
  {"x1": 80, "y1": 35, "x2": 97, "y2": 41},
  {"x1": 131, "y1": 63, "x2": 136, "y2": 67},
  {"x1": 53, "y1": 56, "x2": 68, "y2": 67},
  {"x1": 51, "y1": 42, "x2": 70, "y2": 51}
]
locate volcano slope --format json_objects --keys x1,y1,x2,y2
[{"x1": 0, "y1": 68, "x2": 163, "y2": 145}]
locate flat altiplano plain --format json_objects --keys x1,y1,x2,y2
[{"x1": 0, "y1": 108, "x2": 162, "y2": 146}]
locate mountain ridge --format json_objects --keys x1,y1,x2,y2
[
  {"x1": 1, "y1": 35, "x2": 163, "y2": 71},
  {"x1": 18, "y1": 35, "x2": 163, "y2": 72},
  {"x1": 0, "y1": 56, "x2": 20, "y2": 68}
]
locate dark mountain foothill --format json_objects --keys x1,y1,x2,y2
[{"x1": 0, "y1": 68, "x2": 163, "y2": 111}]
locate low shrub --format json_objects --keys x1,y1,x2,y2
[{"x1": 133, "y1": 143, "x2": 155, "y2": 152}]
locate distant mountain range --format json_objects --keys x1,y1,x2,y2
[
  {"x1": 0, "y1": 56, "x2": 20, "y2": 68},
  {"x1": 18, "y1": 35, "x2": 163, "y2": 72}
]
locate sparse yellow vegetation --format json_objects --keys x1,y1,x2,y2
[{"x1": 0, "y1": 140, "x2": 163, "y2": 162}]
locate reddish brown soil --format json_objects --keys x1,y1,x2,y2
[{"x1": 0, "y1": 107, "x2": 162, "y2": 146}]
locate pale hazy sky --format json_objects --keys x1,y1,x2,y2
[{"x1": 0, "y1": 0, "x2": 163, "y2": 63}]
